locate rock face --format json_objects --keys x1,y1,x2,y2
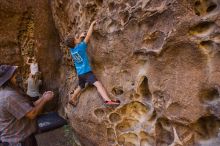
[
  {"x1": 51, "y1": 0, "x2": 220, "y2": 145},
  {"x1": 1, "y1": 0, "x2": 220, "y2": 146}
]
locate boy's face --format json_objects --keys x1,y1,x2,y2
[
  {"x1": 75, "y1": 32, "x2": 86, "y2": 44},
  {"x1": 33, "y1": 58, "x2": 37, "y2": 63}
]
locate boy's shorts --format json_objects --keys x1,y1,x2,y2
[{"x1": 78, "y1": 71, "x2": 97, "y2": 89}]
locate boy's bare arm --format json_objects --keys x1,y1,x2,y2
[
  {"x1": 84, "y1": 20, "x2": 97, "y2": 44},
  {"x1": 26, "y1": 57, "x2": 31, "y2": 65}
]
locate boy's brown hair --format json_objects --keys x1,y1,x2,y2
[{"x1": 64, "y1": 36, "x2": 75, "y2": 48}]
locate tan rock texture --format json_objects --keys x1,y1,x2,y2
[
  {"x1": 1, "y1": 0, "x2": 220, "y2": 146},
  {"x1": 52, "y1": 0, "x2": 220, "y2": 146}
]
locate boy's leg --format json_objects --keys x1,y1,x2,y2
[
  {"x1": 69, "y1": 74, "x2": 86, "y2": 106},
  {"x1": 84, "y1": 72, "x2": 120, "y2": 105},
  {"x1": 93, "y1": 81, "x2": 111, "y2": 101},
  {"x1": 93, "y1": 81, "x2": 120, "y2": 105},
  {"x1": 69, "y1": 86, "x2": 82, "y2": 106}
]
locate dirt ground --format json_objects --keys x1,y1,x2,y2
[
  {"x1": 0, "y1": 125, "x2": 78, "y2": 146},
  {"x1": 36, "y1": 125, "x2": 78, "y2": 146}
]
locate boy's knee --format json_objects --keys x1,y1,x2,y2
[{"x1": 93, "y1": 81, "x2": 102, "y2": 87}]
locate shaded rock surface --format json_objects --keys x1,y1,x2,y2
[
  {"x1": 36, "y1": 126, "x2": 79, "y2": 146},
  {"x1": 1, "y1": 0, "x2": 220, "y2": 146},
  {"x1": 0, "y1": 0, "x2": 61, "y2": 92}
]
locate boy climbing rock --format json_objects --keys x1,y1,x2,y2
[
  {"x1": 65, "y1": 20, "x2": 120, "y2": 106},
  {"x1": 26, "y1": 57, "x2": 39, "y2": 75}
]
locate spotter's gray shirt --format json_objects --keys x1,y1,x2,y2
[{"x1": 0, "y1": 87, "x2": 36, "y2": 143}]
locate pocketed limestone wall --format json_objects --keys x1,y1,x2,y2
[{"x1": 51, "y1": 0, "x2": 220, "y2": 145}]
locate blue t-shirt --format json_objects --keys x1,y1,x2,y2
[{"x1": 70, "y1": 41, "x2": 92, "y2": 75}]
